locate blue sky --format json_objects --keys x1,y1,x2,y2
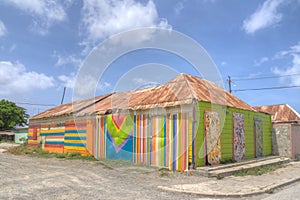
[{"x1": 0, "y1": 0, "x2": 300, "y2": 116}]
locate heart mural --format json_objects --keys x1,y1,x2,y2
[{"x1": 106, "y1": 114, "x2": 134, "y2": 152}]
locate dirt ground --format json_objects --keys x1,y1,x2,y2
[{"x1": 0, "y1": 144, "x2": 208, "y2": 200}]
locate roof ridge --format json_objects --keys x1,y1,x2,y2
[
  {"x1": 180, "y1": 74, "x2": 198, "y2": 100},
  {"x1": 286, "y1": 104, "x2": 300, "y2": 119}
]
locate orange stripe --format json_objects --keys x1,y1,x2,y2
[{"x1": 152, "y1": 116, "x2": 156, "y2": 165}]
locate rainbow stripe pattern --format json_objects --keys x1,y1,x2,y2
[
  {"x1": 64, "y1": 120, "x2": 89, "y2": 155},
  {"x1": 95, "y1": 113, "x2": 195, "y2": 171},
  {"x1": 28, "y1": 125, "x2": 40, "y2": 146},
  {"x1": 40, "y1": 124, "x2": 65, "y2": 153}
]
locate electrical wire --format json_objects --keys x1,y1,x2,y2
[
  {"x1": 15, "y1": 102, "x2": 56, "y2": 107},
  {"x1": 232, "y1": 73, "x2": 300, "y2": 81},
  {"x1": 233, "y1": 85, "x2": 300, "y2": 92}
]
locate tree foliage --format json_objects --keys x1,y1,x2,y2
[{"x1": 0, "y1": 99, "x2": 29, "y2": 130}]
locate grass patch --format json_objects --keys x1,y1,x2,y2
[
  {"x1": 158, "y1": 167, "x2": 170, "y2": 177},
  {"x1": 7, "y1": 144, "x2": 97, "y2": 161},
  {"x1": 220, "y1": 158, "x2": 236, "y2": 164},
  {"x1": 234, "y1": 163, "x2": 285, "y2": 176}
]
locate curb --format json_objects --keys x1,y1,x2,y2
[{"x1": 158, "y1": 177, "x2": 300, "y2": 198}]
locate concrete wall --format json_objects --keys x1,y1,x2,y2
[
  {"x1": 273, "y1": 124, "x2": 291, "y2": 157},
  {"x1": 272, "y1": 123, "x2": 300, "y2": 159}
]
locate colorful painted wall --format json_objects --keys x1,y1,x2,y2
[
  {"x1": 94, "y1": 112, "x2": 194, "y2": 171},
  {"x1": 29, "y1": 103, "x2": 272, "y2": 171},
  {"x1": 28, "y1": 118, "x2": 95, "y2": 156},
  {"x1": 195, "y1": 101, "x2": 272, "y2": 167}
]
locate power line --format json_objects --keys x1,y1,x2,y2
[
  {"x1": 232, "y1": 73, "x2": 300, "y2": 81},
  {"x1": 233, "y1": 85, "x2": 300, "y2": 92},
  {"x1": 15, "y1": 102, "x2": 56, "y2": 107}
]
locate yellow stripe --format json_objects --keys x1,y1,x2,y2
[
  {"x1": 64, "y1": 140, "x2": 86, "y2": 144},
  {"x1": 40, "y1": 129, "x2": 64, "y2": 133},
  {"x1": 28, "y1": 139, "x2": 38, "y2": 143},
  {"x1": 64, "y1": 133, "x2": 86, "y2": 137},
  {"x1": 64, "y1": 146, "x2": 86, "y2": 151}
]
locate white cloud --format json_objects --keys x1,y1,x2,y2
[
  {"x1": 242, "y1": 0, "x2": 284, "y2": 34},
  {"x1": 53, "y1": 52, "x2": 82, "y2": 68},
  {"x1": 59, "y1": 72, "x2": 111, "y2": 92},
  {"x1": 0, "y1": 61, "x2": 55, "y2": 96},
  {"x1": 254, "y1": 57, "x2": 269, "y2": 66},
  {"x1": 174, "y1": 1, "x2": 185, "y2": 15},
  {"x1": 272, "y1": 42, "x2": 300, "y2": 85},
  {"x1": 5, "y1": 0, "x2": 67, "y2": 35},
  {"x1": 58, "y1": 73, "x2": 76, "y2": 89},
  {"x1": 80, "y1": 0, "x2": 171, "y2": 51},
  {"x1": 0, "y1": 20, "x2": 7, "y2": 37}
]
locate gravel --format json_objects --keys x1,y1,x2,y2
[{"x1": 0, "y1": 145, "x2": 209, "y2": 200}]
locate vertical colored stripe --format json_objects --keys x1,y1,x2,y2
[
  {"x1": 133, "y1": 115, "x2": 136, "y2": 163},
  {"x1": 173, "y1": 114, "x2": 177, "y2": 171},
  {"x1": 166, "y1": 115, "x2": 169, "y2": 168},
  {"x1": 136, "y1": 115, "x2": 140, "y2": 164},
  {"x1": 164, "y1": 115, "x2": 167, "y2": 167},
  {"x1": 143, "y1": 114, "x2": 147, "y2": 164}
]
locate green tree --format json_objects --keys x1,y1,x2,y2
[{"x1": 0, "y1": 99, "x2": 29, "y2": 130}]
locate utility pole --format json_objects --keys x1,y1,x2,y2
[
  {"x1": 61, "y1": 86, "x2": 66, "y2": 104},
  {"x1": 227, "y1": 76, "x2": 232, "y2": 93}
]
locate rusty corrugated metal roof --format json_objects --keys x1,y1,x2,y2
[
  {"x1": 30, "y1": 94, "x2": 112, "y2": 120},
  {"x1": 253, "y1": 104, "x2": 300, "y2": 122},
  {"x1": 31, "y1": 73, "x2": 256, "y2": 120}
]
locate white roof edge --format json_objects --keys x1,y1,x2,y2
[{"x1": 286, "y1": 104, "x2": 300, "y2": 119}]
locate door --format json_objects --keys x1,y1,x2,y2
[
  {"x1": 254, "y1": 116, "x2": 263, "y2": 158},
  {"x1": 233, "y1": 113, "x2": 245, "y2": 162},
  {"x1": 204, "y1": 111, "x2": 221, "y2": 165}
]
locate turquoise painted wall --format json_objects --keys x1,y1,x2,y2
[{"x1": 13, "y1": 128, "x2": 28, "y2": 144}]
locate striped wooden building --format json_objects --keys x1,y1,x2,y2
[{"x1": 29, "y1": 74, "x2": 272, "y2": 171}]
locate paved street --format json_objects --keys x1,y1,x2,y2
[{"x1": 262, "y1": 182, "x2": 300, "y2": 200}]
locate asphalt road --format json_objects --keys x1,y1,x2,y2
[{"x1": 261, "y1": 182, "x2": 300, "y2": 200}]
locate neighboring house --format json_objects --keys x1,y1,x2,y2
[
  {"x1": 254, "y1": 104, "x2": 300, "y2": 159},
  {"x1": 13, "y1": 127, "x2": 28, "y2": 144},
  {"x1": 0, "y1": 131, "x2": 14, "y2": 142},
  {"x1": 29, "y1": 74, "x2": 272, "y2": 171}
]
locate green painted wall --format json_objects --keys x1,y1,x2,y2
[{"x1": 195, "y1": 101, "x2": 272, "y2": 167}]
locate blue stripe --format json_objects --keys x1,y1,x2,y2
[
  {"x1": 28, "y1": 136, "x2": 33, "y2": 139},
  {"x1": 133, "y1": 115, "x2": 136, "y2": 163},
  {"x1": 65, "y1": 130, "x2": 86, "y2": 133},
  {"x1": 173, "y1": 114, "x2": 177, "y2": 171},
  {"x1": 40, "y1": 133, "x2": 65, "y2": 136},
  {"x1": 64, "y1": 143, "x2": 86, "y2": 147},
  {"x1": 64, "y1": 136, "x2": 86, "y2": 140},
  {"x1": 45, "y1": 141, "x2": 64, "y2": 145}
]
